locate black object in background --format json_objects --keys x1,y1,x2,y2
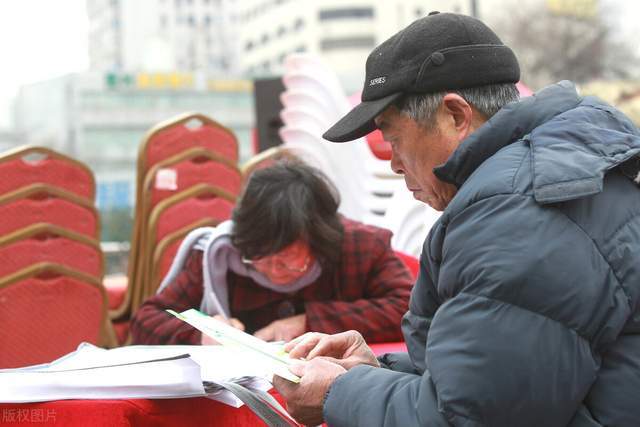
[{"x1": 253, "y1": 78, "x2": 286, "y2": 153}]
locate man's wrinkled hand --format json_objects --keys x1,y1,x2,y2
[
  {"x1": 273, "y1": 358, "x2": 346, "y2": 426},
  {"x1": 254, "y1": 314, "x2": 306, "y2": 342},
  {"x1": 285, "y1": 330, "x2": 379, "y2": 370}
]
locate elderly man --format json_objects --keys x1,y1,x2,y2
[{"x1": 273, "y1": 11, "x2": 640, "y2": 427}]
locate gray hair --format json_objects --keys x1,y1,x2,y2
[{"x1": 397, "y1": 83, "x2": 520, "y2": 127}]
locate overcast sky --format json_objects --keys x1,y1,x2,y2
[
  {"x1": 0, "y1": 0, "x2": 637, "y2": 129},
  {"x1": 0, "y1": 0, "x2": 88, "y2": 128}
]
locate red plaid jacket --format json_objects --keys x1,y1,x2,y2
[{"x1": 130, "y1": 217, "x2": 413, "y2": 344}]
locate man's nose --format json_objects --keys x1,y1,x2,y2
[{"x1": 390, "y1": 154, "x2": 404, "y2": 175}]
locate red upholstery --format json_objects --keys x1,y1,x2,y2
[
  {"x1": 154, "y1": 196, "x2": 234, "y2": 244},
  {"x1": 156, "y1": 237, "x2": 183, "y2": 286},
  {"x1": 0, "y1": 196, "x2": 98, "y2": 238},
  {"x1": 103, "y1": 275, "x2": 128, "y2": 311},
  {"x1": 149, "y1": 158, "x2": 241, "y2": 208},
  {"x1": 144, "y1": 121, "x2": 239, "y2": 170},
  {"x1": 370, "y1": 341, "x2": 407, "y2": 355},
  {"x1": 394, "y1": 251, "x2": 419, "y2": 279},
  {"x1": 0, "y1": 274, "x2": 104, "y2": 368},
  {"x1": 0, "y1": 154, "x2": 94, "y2": 200},
  {"x1": 365, "y1": 129, "x2": 392, "y2": 161},
  {"x1": 112, "y1": 319, "x2": 130, "y2": 346},
  {"x1": 0, "y1": 235, "x2": 102, "y2": 279}
]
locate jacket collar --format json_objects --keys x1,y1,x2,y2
[{"x1": 434, "y1": 81, "x2": 640, "y2": 204}]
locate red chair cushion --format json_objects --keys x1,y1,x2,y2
[
  {"x1": 0, "y1": 197, "x2": 98, "y2": 238},
  {"x1": 145, "y1": 122, "x2": 238, "y2": 170},
  {"x1": 0, "y1": 236, "x2": 102, "y2": 279},
  {"x1": 155, "y1": 196, "x2": 234, "y2": 244},
  {"x1": 0, "y1": 275, "x2": 103, "y2": 368},
  {"x1": 149, "y1": 158, "x2": 241, "y2": 208},
  {"x1": 0, "y1": 157, "x2": 93, "y2": 200}
]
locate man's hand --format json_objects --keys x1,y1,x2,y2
[
  {"x1": 273, "y1": 358, "x2": 346, "y2": 426},
  {"x1": 285, "y1": 330, "x2": 380, "y2": 370},
  {"x1": 254, "y1": 314, "x2": 306, "y2": 342},
  {"x1": 201, "y1": 315, "x2": 245, "y2": 345}
]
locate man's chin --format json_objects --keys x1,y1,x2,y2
[{"x1": 413, "y1": 192, "x2": 446, "y2": 211}]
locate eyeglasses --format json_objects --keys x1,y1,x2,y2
[{"x1": 241, "y1": 254, "x2": 311, "y2": 274}]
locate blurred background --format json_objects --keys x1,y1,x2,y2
[{"x1": 0, "y1": 0, "x2": 638, "y2": 275}]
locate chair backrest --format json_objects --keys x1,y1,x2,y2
[
  {"x1": 0, "y1": 223, "x2": 103, "y2": 280},
  {"x1": 0, "y1": 146, "x2": 95, "y2": 201},
  {"x1": 131, "y1": 184, "x2": 236, "y2": 312},
  {"x1": 0, "y1": 263, "x2": 107, "y2": 368},
  {"x1": 138, "y1": 113, "x2": 239, "y2": 180},
  {"x1": 114, "y1": 114, "x2": 240, "y2": 321},
  {"x1": 240, "y1": 147, "x2": 301, "y2": 183},
  {"x1": 0, "y1": 184, "x2": 99, "y2": 239},
  {"x1": 150, "y1": 217, "x2": 218, "y2": 295},
  {"x1": 143, "y1": 147, "x2": 242, "y2": 209}
]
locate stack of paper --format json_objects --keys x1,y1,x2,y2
[{"x1": 0, "y1": 309, "x2": 300, "y2": 407}]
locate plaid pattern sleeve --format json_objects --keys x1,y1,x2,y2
[
  {"x1": 304, "y1": 218, "x2": 414, "y2": 343},
  {"x1": 130, "y1": 250, "x2": 205, "y2": 345}
]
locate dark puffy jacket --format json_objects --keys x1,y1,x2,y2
[{"x1": 323, "y1": 81, "x2": 640, "y2": 426}]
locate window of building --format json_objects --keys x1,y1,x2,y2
[
  {"x1": 295, "y1": 45, "x2": 306, "y2": 53},
  {"x1": 187, "y1": 15, "x2": 195, "y2": 26},
  {"x1": 415, "y1": 8, "x2": 423, "y2": 17},
  {"x1": 294, "y1": 18, "x2": 304, "y2": 30},
  {"x1": 319, "y1": 7, "x2": 374, "y2": 20},
  {"x1": 262, "y1": 61, "x2": 271, "y2": 72},
  {"x1": 320, "y1": 36, "x2": 375, "y2": 51},
  {"x1": 245, "y1": 40, "x2": 254, "y2": 51},
  {"x1": 261, "y1": 33, "x2": 270, "y2": 44},
  {"x1": 277, "y1": 25, "x2": 286, "y2": 37},
  {"x1": 204, "y1": 15, "x2": 211, "y2": 26},
  {"x1": 159, "y1": 14, "x2": 168, "y2": 28}
]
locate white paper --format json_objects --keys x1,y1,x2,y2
[{"x1": 0, "y1": 343, "x2": 276, "y2": 407}]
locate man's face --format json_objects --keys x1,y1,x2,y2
[{"x1": 375, "y1": 105, "x2": 460, "y2": 211}]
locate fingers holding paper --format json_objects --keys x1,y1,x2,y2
[
  {"x1": 285, "y1": 331, "x2": 380, "y2": 370},
  {"x1": 273, "y1": 358, "x2": 346, "y2": 426}
]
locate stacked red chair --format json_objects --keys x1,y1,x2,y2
[
  {"x1": 112, "y1": 113, "x2": 241, "y2": 342},
  {"x1": 0, "y1": 264, "x2": 108, "y2": 368},
  {"x1": 0, "y1": 146, "x2": 115, "y2": 368}
]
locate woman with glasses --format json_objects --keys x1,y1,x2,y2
[{"x1": 130, "y1": 161, "x2": 413, "y2": 344}]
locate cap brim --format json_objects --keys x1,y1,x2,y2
[{"x1": 323, "y1": 92, "x2": 402, "y2": 143}]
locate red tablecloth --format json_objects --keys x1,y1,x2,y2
[{"x1": 0, "y1": 342, "x2": 407, "y2": 426}]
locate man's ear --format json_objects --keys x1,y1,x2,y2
[{"x1": 441, "y1": 93, "x2": 479, "y2": 139}]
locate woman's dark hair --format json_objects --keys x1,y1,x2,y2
[{"x1": 231, "y1": 160, "x2": 344, "y2": 269}]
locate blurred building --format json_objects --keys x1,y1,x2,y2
[
  {"x1": 87, "y1": 0, "x2": 238, "y2": 74},
  {"x1": 13, "y1": 71, "x2": 253, "y2": 240},
  {"x1": 86, "y1": 0, "x2": 471, "y2": 91},
  {"x1": 236, "y1": 0, "x2": 469, "y2": 90}
]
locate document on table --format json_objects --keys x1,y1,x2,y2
[
  {"x1": 0, "y1": 343, "x2": 274, "y2": 407},
  {"x1": 167, "y1": 309, "x2": 300, "y2": 383}
]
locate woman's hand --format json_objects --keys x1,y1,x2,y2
[
  {"x1": 200, "y1": 315, "x2": 245, "y2": 345},
  {"x1": 254, "y1": 314, "x2": 306, "y2": 342}
]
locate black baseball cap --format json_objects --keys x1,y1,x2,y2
[{"x1": 323, "y1": 12, "x2": 520, "y2": 143}]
